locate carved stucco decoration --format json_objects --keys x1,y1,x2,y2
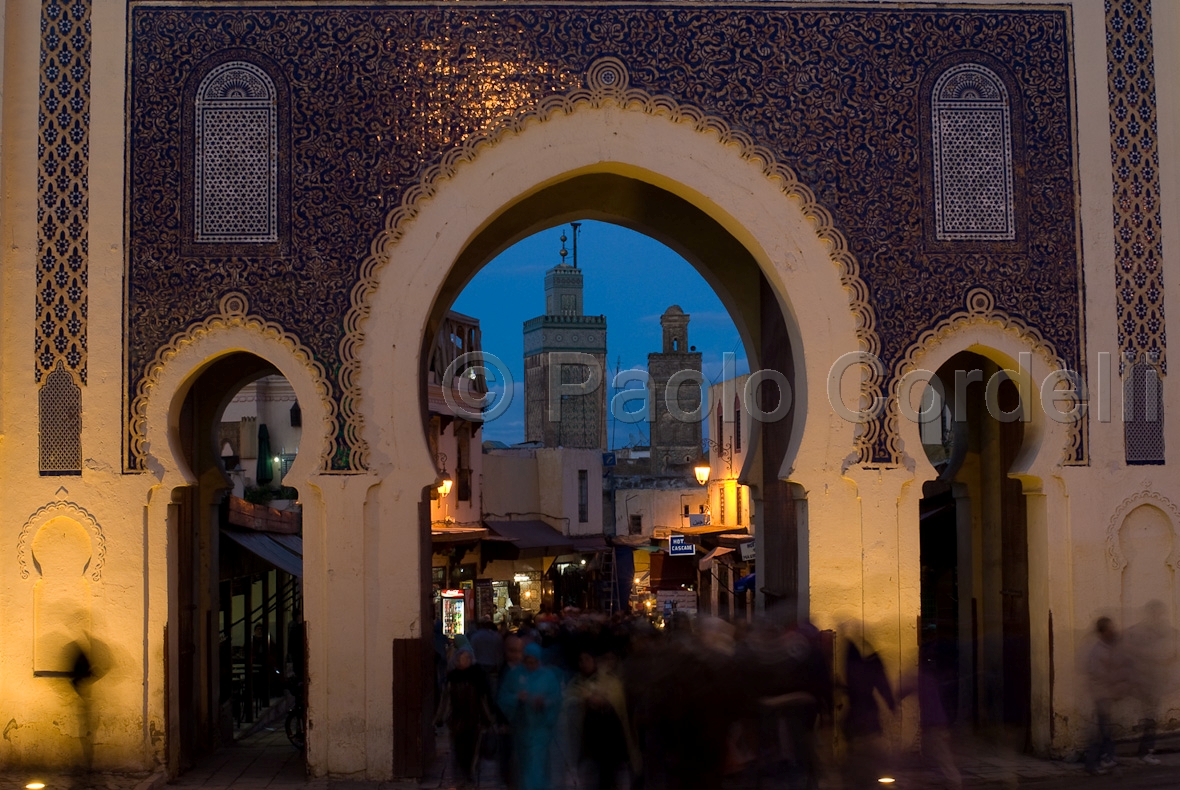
[
  {"x1": 17, "y1": 498, "x2": 106, "y2": 583},
  {"x1": 127, "y1": 292, "x2": 336, "y2": 473},
  {"x1": 343, "y1": 57, "x2": 881, "y2": 469},
  {"x1": 1106, "y1": 484, "x2": 1180, "y2": 572},
  {"x1": 890, "y1": 287, "x2": 1077, "y2": 467}
]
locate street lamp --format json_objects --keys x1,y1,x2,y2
[
  {"x1": 693, "y1": 439, "x2": 734, "y2": 486},
  {"x1": 694, "y1": 457, "x2": 711, "y2": 486},
  {"x1": 433, "y1": 452, "x2": 454, "y2": 499}
]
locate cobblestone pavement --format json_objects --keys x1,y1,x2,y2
[{"x1": 1, "y1": 730, "x2": 1177, "y2": 789}]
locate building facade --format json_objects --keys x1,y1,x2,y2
[{"x1": 0, "y1": 0, "x2": 1177, "y2": 780}]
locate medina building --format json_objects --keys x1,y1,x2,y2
[{"x1": 0, "y1": 0, "x2": 1177, "y2": 780}]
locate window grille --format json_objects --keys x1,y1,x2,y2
[
  {"x1": 39, "y1": 364, "x2": 81, "y2": 475},
  {"x1": 629, "y1": 514, "x2": 643, "y2": 535},
  {"x1": 931, "y1": 64, "x2": 1015, "y2": 241},
  {"x1": 195, "y1": 62, "x2": 277, "y2": 243},
  {"x1": 1125, "y1": 361, "x2": 1164, "y2": 464}
]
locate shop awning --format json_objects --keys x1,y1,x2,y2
[
  {"x1": 431, "y1": 526, "x2": 488, "y2": 544},
  {"x1": 673, "y1": 524, "x2": 747, "y2": 548},
  {"x1": 271, "y1": 533, "x2": 304, "y2": 555},
  {"x1": 484, "y1": 520, "x2": 575, "y2": 557},
  {"x1": 569, "y1": 535, "x2": 609, "y2": 552},
  {"x1": 671, "y1": 525, "x2": 734, "y2": 536},
  {"x1": 699, "y1": 546, "x2": 735, "y2": 570},
  {"x1": 221, "y1": 529, "x2": 303, "y2": 577}
]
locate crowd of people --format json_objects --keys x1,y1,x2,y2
[
  {"x1": 430, "y1": 602, "x2": 1177, "y2": 789},
  {"x1": 431, "y1": 607, "x2": 908, "y2": 790}
]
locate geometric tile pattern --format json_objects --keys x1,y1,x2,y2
[
  {"x1": 127, "y1": 6, "x2": 1081, "y2": 468},
  {"x1": 195, "y1": 62, "x2": 277, "y2": 243},
  {"x1": 36, "y1": 0, "x2": 89, "y2": 386},
  {"x1": 1107, "y1": 0, "x2": 1165, "y2": 374},
  {"x1": 932, "y1": 64, "x2": 1016, "y2": 241}
]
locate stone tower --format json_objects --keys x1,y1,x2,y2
[
  {"x1": 524, "y1": 226, "x2": 608, "y2": 449},
  {"x1": 647, "y1": 305, "x2": 703, "y2": 474}
]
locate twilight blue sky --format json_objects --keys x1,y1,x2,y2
[{"x1": 452, "y1": 220, "x2": 749, "y2": 447}]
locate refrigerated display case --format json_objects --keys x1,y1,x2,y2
[{"x1": 441, "y1": 589, "x2": 465, "y2": 637}]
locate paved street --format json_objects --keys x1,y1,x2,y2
[{"x1": 2, "y1": 728, "x2": 1177, "y2": 790}]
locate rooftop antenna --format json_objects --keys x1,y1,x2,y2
[{"x1": 570, "y1": 221, "x2": 582, "y2": 268}]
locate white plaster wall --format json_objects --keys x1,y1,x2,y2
[
  {"x1": 615, "y1": 488, "x2": 703, "y2": 536},
  {"x1": 536, "y1": 448, "x2": 603, "y2": 536},
  {"x1": 482, "y1": 451, "x2": 540, "y2": 517}
]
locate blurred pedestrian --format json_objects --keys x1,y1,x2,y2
[
  {"x1": 1124, "y1": 601, "x2": 1177, "y2": 766},
  {"x1": 472, "y1": 616, "x2": 505, "y2": 696},
  {"x1": 568, "y1": 651, "x2": 639, "y2": 790},
  {"x1": 496, "y1": 635, "x2": 525, "y2": 788},
  {"x1": 434, "y1": 618, "x2": 448, "y2": 705},
  {"x1": 499, "y1": 642, "x2": 563, "y2": 790},
  {"x1": 900, "y1": 642, "x2": 960, "y2": 790},
  {"x1": 842, "y1": 638, "x2": 895, "y2": 788},
  {"x1": 1084, "y1": 617, "x2": 1130, "y2": 776},
  {"x1": 435, "y1": 646, "x2": 494, "y2": 788},
  {"x1": 781, "y1": 620, "x2": 832, "y2": 790}
]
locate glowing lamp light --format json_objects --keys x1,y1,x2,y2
[
  {"x1": 693, "y1": 461, "x2": 711, "y2": 486},
  {"x1": 27, "y1": 783, "x2": 47, "y2": 790},
  {"x1": 432, "y1": 452, "x2": 453, "y2": 499},
  {"x1": 877, "y1": 778, "x2": 896, "y2": 785}
]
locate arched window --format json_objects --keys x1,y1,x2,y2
[
  {"x1": 931, "y1": 64, "x2": 1015, "y2": 241},
  {"x1": 195, "y1": 62, "x2": 278, "y2": 243},
  {"x1": 734, "y1": 394, "x2": 742, "y2": 452},
  {"x1": 40, "y1": 363, "x2": 81, "y2": 475}
]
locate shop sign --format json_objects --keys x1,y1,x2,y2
[
  {"x1": 739, "y1": 541, "x2": 756, "y2": 562},
  {"x1": 668, "y1": 535, "x2": 695, "y2": 556}
]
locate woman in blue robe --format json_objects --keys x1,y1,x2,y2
[{"x1": 497, "y1": 642, "x2": 563, "y2": 790}]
